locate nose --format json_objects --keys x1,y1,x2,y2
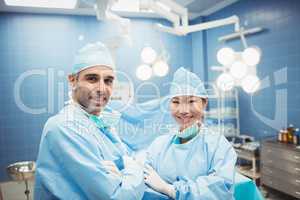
[
  {"x1": 178, "y1": 104, "x2": 189, "y2": 116},
  {"x1": 95, "y1": 79, "x2": 107, "y2": 94}
]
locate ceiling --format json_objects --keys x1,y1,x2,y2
[{"x1": 0, "y1": 0, "x2": 239, "y2": 20}]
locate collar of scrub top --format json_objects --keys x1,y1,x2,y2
[
  {"x1": 89, "y1": 115, "x2": 120, "y2": 144},
  {"x1": 71, "y1": 102, "x2": 125, "y2": 170},
  {"x1": 173, "y1": 123, "x2": 205, "y2": 145},
  {"x1": 89, "y1": 113, "x2": 126, "y2": 170},
  {"x1": 71, "y1": 102, "x2": 119, "y2": 143}
]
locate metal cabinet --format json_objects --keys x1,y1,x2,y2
[{"x1": 261, "y1": 140, "x2": 300, "y2": 199}]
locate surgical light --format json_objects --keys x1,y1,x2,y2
[
  {"x1": 153, "y1": 60, "x2": 169, "y2": 77},
  {"x1": 241, "y1": 75, "x2": 260, "y2": 93},
  {"x1": 217, "y1": 47, "x2": 235, "y2": 66},
  {"x1": 136, "y1": 64, "x2": 152, "y2": 80},
  {"x1": 141, "y1": 47, "x2": 157, "y2": 64},
  {"x1": 216, "y1": 73, "x2": 235, "y2": 91},
  {"x1": 230, "y1": 61, "x2": 248, "y2": 79},
  {"x1": 242, "y1": 46, "x2": 261, "y2": 66}
]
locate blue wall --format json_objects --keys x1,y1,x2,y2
[
  {"x1": 0, "y1": 12, "x2": 192, "y2": 181},
  {"x1": 190, "y1": 16, "x2": 207, "y2": 82},
  {"x1": 193, "y1": 0, "x2": 300, "y2": 139}
]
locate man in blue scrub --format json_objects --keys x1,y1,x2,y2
[{"x1": 34, "y1": 42, "x2": 145, "y2": 200}]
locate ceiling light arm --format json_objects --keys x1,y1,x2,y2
[
  {"x1": 94, "y1": 0, "x2": 109, "y2": 20},
  {"x1": 140, "y1": 1, "x2": 240, "y2": 36},
  {"x1": 156, "y1": 23, "x2": 185, "y2": 35},
  {"x1": 238, "y1": 27, "x2": 248, "y2": 48},
  {"x1": 150, "y1": 1, "x2": 180, "y2": 27},
  {"x1": 218, "y1": 27, "x2": 264, "y2": 49},
  {"x1": 183, "y1": 15, "x2": 240, "y2": 34},
  {"x1": 156, "y1": 15, "x2": 240, "y2": 36},
  {"x1": 156, "y1": 0, "x2": 188, "y2": 26}
]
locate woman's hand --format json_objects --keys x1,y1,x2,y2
[{"x1": 144, "y1": 164, "x2": 176, "y2": 199}]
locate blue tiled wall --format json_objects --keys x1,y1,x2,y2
[
  {"x1": 190, "y1": 17, "x2": 207, "y2": 82},
  {"x1": 193, "y1": 0, "x2": 300, "y2": 139},
  {"x1": 0, "y1": 13, "x2": 192, "y2": 181}
]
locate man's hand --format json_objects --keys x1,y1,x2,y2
[
  {"x1": 101, "y1": 160, "x2": 122, "y2": 177},
  {"x1": 144, "y1": 164, "x2": 176, "y2": 199}
]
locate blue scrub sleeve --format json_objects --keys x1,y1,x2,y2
[
  {"x1": 45, "y1": 121, "x2": 145, "y2": 200},
  {"x1": 173, "y1": 137, "x2": 237, "y2": 200}
]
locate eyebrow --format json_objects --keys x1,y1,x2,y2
[
  {"x1": 84, "y1": 74, "x2": 115, "y2": 80},
  {"x1": 104, "y1": 75, "x2": 115, "y2": 80},
  {"x1": 84, "y1": 74, "x2": 99, "y2": 78}
]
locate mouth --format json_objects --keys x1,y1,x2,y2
[
  {"x1": 91, "y1": 96, "x2": 108, "y2": 105},
  {"x1": 177, "y1": 116, "x2": 194, "y2": 123}
]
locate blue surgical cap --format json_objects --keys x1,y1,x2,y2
[
  {"x1": 169, "y1": 67, "x2": 208, "y2": 99},
  {"x1": 72, "y1": 41, "x2": 115, "y2": 74}
]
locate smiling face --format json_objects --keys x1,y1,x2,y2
[
  {"x1": 170, "y1": 95, "x2": 207, "y2": 131},
  {"x1": 68, "y1": 65, "x2": 115, "y2": 115}
]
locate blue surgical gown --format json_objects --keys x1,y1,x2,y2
[
  {"x1": 34, "y1": 103, "x2": 145, "y2": 200},
  {"x1": 144, "y1": 127, "x2": 237, "y2": 200}
]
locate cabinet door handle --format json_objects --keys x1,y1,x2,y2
[
  {"x1": 296, "y1": 168, "x2": 300, "y2": 171},
  {"x1": 296, "y1": 180, "x2": 300, "y2": 183}
]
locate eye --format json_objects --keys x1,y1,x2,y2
[
  {"x1": 171, "y1": 100, "x2": 179, "y2": 104},
  {"x1": 189, "y1": 100, "x2": 196, "y2": 103},
  {"x1": 104, "y1": 78, "x2": 113, "y2": 85},
  {"x1": 86, "y1": 76, "x2": 98, "y2": 83}
]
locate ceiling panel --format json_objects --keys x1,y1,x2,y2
[{"x1": 0, "y1": 0, "x2": 239, "y2": 19}]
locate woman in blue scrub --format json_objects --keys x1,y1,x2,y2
[{"x1": 143, "y1": 67, "x2": 237, "y2": 200}]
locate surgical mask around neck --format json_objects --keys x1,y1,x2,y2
[
  {"x1": 99, "y1": 109, "x2": 121, "y2": 127},
  {"x1": 175, "y1": 122, "x2": 200, "y2": 139}
]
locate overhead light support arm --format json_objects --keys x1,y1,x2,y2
[{"x1": 140, "y1": 0, "x2": 240, "y2": 36}]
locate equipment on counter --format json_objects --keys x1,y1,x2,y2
[{"x1": 277, "y1": 124, "x2": 299, "y2": 145}]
